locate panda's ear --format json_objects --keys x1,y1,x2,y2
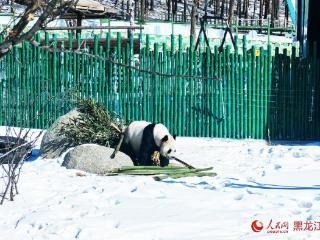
[
  {"x1": 161, "y1": 135, "x2": 169, "y2": 142},
  {"x1": 173, "y1": 134, "x2": 176, "y2": 140}
]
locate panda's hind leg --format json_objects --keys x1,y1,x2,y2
[
  {"x1": 138, "y1": 148, "x2": 154, "y2": 166},
  {"x1": 138, "y1": 124, "x2": 157, "y2": 166},
  {"x1": 120, "y1": 142, "x2": 139, "y2": 166}
]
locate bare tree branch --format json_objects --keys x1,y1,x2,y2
[{"x1": 0, "y1": 0, "x2": 77, "y2": 58}]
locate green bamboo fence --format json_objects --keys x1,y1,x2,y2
[{"x1": 0, "y1": 32, "x2": 319, "y2": 140}]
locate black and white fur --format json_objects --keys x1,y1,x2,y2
[{"x1": 120, "y1": 121, "x2": 176, "y2": 167}]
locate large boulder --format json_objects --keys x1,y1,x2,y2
[
  {"x1": 62, "y1": 144, "x2": 133, "y2": 174},
  {"x1": 40, "y1": 109, "x2": 82, "y2": 158}
]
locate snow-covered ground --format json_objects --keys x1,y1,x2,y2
[{"x1": 1, "y1": 128, "x2": 320, "y2": 240}]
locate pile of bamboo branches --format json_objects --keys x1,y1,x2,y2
[{"x1": 62, "y1": 99, "x2": 125, "y2": 148}]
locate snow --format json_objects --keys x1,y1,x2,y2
[{"x1": 1, "y1": 127, "x2": 320, "y2": 239}]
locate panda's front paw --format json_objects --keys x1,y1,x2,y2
[
  {"x1": 159, "y1": 156, "x2": 169, "y2": 167},
  {"x1": 151, "y1": 151, "x2": 161, "y2": 166}
]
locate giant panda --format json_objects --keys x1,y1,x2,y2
[{"x1": 120, "y1": 121, "x2": 176, "y2": 167}]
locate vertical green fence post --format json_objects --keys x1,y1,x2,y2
[
  {"x1": 170, "y1": 34, "x2": 175, "y2": 132},
  {"x1": 243, "y1": 35, "x2": 248, "y2": 138},
  {"x1": 177, "y1": 35, "x2": 183, "y2": 136},
  {"x1": 140, "y1": 39, "x2": 145, "y2": 121},
  {"x1": 256, "y1": 46, "x2": 261, "y2": 139},
  {"x1": 230, "y1": 49, "x2": 236, "y2": 139},
  {"x1": 52, "y1": 34, "x2": 57, "y2": 124},
  {"x1": 218, "y1": 46, "x2": 223, "y2": 138},
  {"x1": 14, "y1": 46, "x2": 20, "y2": 127},
  {"x1": 93, "y1": 34, "x2": 99, "y2": 101},
  {"x1": 225, "y1": 45, "x2": 231, "y2": 138},
  {"x1": 158, "y1": 49, "x2": 163, "y2": 124},
  {"x1": 314, "y1": 43, "x2": 320, "y2": 139},
  {"x1": 154, "y1": 42, "x2": 159, "y2": 123},
  {"x1": 67, "y1": 32, "x2": 73, "y2": 111},
  {"x1": 144, "y1": 34, "x2": 150, "y2": 121},
  {"x1": 266, "y1": 44, "x2": 272, "y2": 140},
  {"x1": 6, "y1": 43, "x2": 11, "y2": 126},
  {"x1": 162, "y1": 42, "x2": 168, "y2": 127},
  {"x1": 123, "y1": 38, "x2": 129, "y2": 121},
  {"x1": 214, "y1": 46, "x2": 219, "y2": 137},
  {"x1": 274, "y1": 47, "x2": 280, "y2": 139},
  {"x1": 296, "y1": 46, "x2": 302, "y2": 139},
  {"x1": 234, "y1": 35, "x2": 240, "y2": 138},
  {"x1": 44, "y1": 32, "x2": 49, "y2": 128},
  {"x1": 182, "y1": 51, "x2": 188, "y2": 136},
  {"x1": 189, "y1": 35, "x2": 194, "y2": 136},
  {"x1": 290, "y1": 46, "x2": 297, "y2": 140},
  {"x1": 100, "y1": 46, "x2": 105, "y2": 106},
  {"x1": 283, "y1": 48, "x2": 289, "y2": 139},
  {"x1": 239, "y1": 53, "x2": 244, "y2": 138},
  {"x1": 60, "y1": 40, "x2": 65, "y2": 119},
  {"x1": 205, "y1": 46, "x2": 210, "y2": 137},
  {"x1": 117, "y1": 32, "x2": 122, "y2": 116},
  {"x1": 247, "y1": 44, "x2": 252, "y2": 138},
  {"x1": 251, "y1": 45, "x2": 257, "y2": 139},
  {"x1": 121, "y1": 42, "x2": 127, "y2": 121},
  {"x1": 26, "y1": 41, "x2": 31, "y2": 128},
  {"x1": 79, "y1": 33, "x2": 85, "y2": 101},
  {"x1": 129, "y1": 31, "x2": 136, "y2": 121},
  {"x1": 105, "y1": 32, "x2": 111, "y2": 111},
  {"x1": 87, "y1": 44, "x2": 93, "y2": 99},
  {"x1": 0, "y1": 34, "x2": 3, "y2": 125},
  {"x1": 310, "y1": 42, "x2": 317, "y2": 139},
  {"x1": 35, "y1": 33, "x2": 41, "y2": 128},
  {"x1": 260, "y1": 46, "x2": 265, "y2": 139}
]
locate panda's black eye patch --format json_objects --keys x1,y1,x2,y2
[{"x1": 167, "y1": 149, "x2": 172, "y2": 154}]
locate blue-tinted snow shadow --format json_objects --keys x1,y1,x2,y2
[
  {"x1": 160, "y1": 178, "x2": 320, "y2": 191},
  {"x1": 225, "y1": 182, "x2": 320, "y2": 190},
  {"x1": 270, "y1": 140, "x2": 320, "y2": 146},
  {"x1": 25, "y1": 148, "x2": 41, "y2": 162},
  {"x1": 160, "y1": 179, "x2": 217, "y2": 190}
]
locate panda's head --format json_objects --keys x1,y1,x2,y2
[
  {"x1": 153, "y1": 123, "x2": 176, "y2": 160},
  {"x1": 159, "y1": 134, "x2": 176, "y2": 159}
]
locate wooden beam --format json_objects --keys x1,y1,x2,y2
[{"x1": 44, "y1": 26, "x2": 144, "y2": 31}]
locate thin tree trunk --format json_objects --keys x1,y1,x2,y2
[
  {"x1": 127, "y1": 0, "x2": 134, "y2": 36},
  {"x1": 167, "y1": 0, "x2": 171, "y2": 21},
  {"x1": 183, "y1": 0, "x2": 187, "y2": 22},
  {"x1": 126, "y1": 0, "x2": 130, "y2": 20},
  {"x1": 140, "y1": 0, "x2": 145, "y2": 23},
  {"x1": 275, "y1": 0, "x2": 279, "y2": 20},
  {"x1": 253, "y1": 0, "x2": 257, "y2": 19},
  {"x1": 259, "y1": 0, "x2": 263, "y2": 29},
  {"x1": 271, "y1": 0, "x2": 274, "y2": 26},
  {"x1": 236, "y1": 0, "x2": 241, "y2": 18},
  {"x1": 264, "y1": 0, "x2": 269, "y2": 19},
  {"x1": 190, "y1": 0, "x2": 198, "y2": 37},
  {"x1": 228, "y1": 0, "x2": 234, "y2": 21},
  {"x1": 220, "y1": 0, "x2": 225, "y2": 18}
]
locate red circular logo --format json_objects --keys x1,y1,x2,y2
[{"x1": 251, "y1": 220, "x2": 264, "y2": 232}]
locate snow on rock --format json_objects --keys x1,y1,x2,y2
[
  {"x1": 41, "y1": 109, "x2": 81, "y2": 159},
  {"x1": 62, "y1": 144, "x2": 133, "y2": 174},
  {"x1": 1, "y1": 129, "x2": 320, "y2": 239}
]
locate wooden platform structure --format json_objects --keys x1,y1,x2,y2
[
  {"x1": 62, "y1": 0, "x2": 118, "y2": 20},
  {"x1": 40, "y1": 37, "x2": 140, "y2": 54}
]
